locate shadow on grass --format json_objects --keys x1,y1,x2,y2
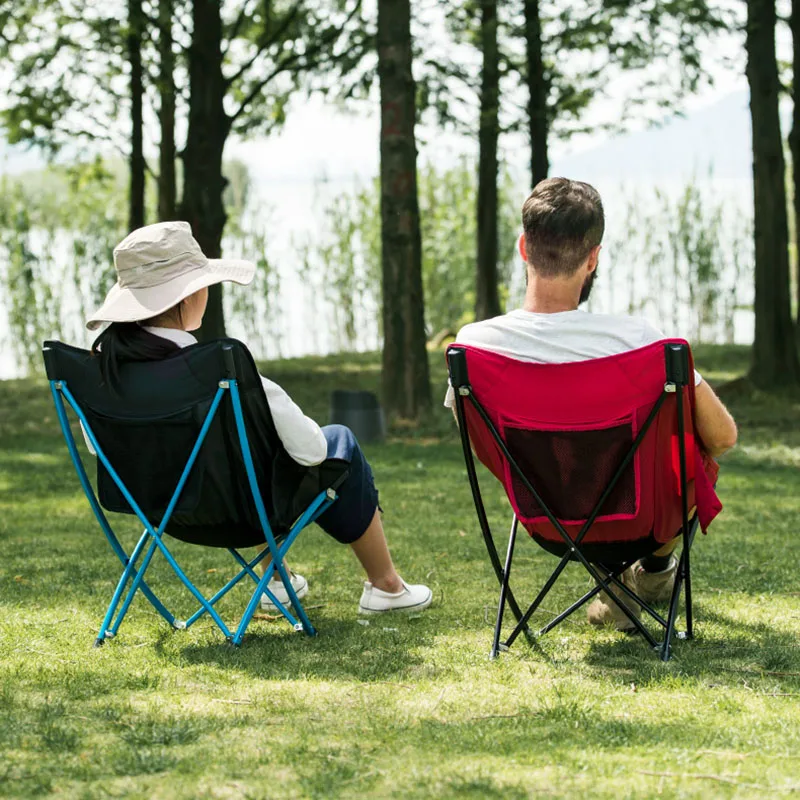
[
  {"x1": 179, "y1": 613, "x2": 434, "y2": 682},
  {"x1": 563, "y1": 607, "x2": 800, "y2": 690}
]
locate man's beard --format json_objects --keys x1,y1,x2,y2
[{"x1": 579, "y1": 269, "x2": 598, "y2": 305}]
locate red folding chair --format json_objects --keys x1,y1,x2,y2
[{"x1": 446, "y1": 340, "x2": 722, "y2": 661}]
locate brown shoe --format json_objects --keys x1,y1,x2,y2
[
  {"x1": 586, "y1": 567, "x2": 641, "y2": 632},
  {"x1": 631, "y1": 556, "x2": 678, "y2": 604}
]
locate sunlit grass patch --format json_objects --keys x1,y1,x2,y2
[{"x1": 0, "y1": 345, "x2": 798, "y2": 798}]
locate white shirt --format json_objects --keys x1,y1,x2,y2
[
  {"x1": 83, "y1": 327, "x2": 327, "y2": 467},
  {"x1": 444, "y1": 309, "x2": 702, "y2": 408}
]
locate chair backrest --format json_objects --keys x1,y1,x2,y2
[
  {"x1": 447, "y1": 340, "x2": 721, "y2": 561},
  {"x1": 43, "y1": 338, "x2": 321, "y2": 548}
]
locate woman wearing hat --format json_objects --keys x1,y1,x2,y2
[{"x1": 86, "y1": 222, "x2": 432, "y2": 616}]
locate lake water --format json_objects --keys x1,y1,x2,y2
[{"x1": 0, "y1": 172, "x2": 756, "y2": 379}]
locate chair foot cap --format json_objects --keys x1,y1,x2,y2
[
  {"x1": 173, "y1": 620, "x2": 187, "y2": 630},
  {"x1": 93, "y1": 638, "x2": 105, "y2": 648}
]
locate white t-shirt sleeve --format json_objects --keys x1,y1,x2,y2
[
  {"x1": 639, "y1": 320, "x2": 702, "y2": 386},
  {"x1": 443, "y1": 325, "x2": 476, "y2": 409},
  {"x1": 260, "y1": 376, "x2": 327, "y2": 466}
]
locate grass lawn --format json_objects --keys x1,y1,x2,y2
[{"x1": 1, "y1": 345, "x2": 799, "y2": 799}]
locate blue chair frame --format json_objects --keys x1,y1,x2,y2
[{"x1": 46, "y1": 353, "x2": 338, "y2": 648}]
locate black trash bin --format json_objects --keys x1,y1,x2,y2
[{"x1": 329, "y1": 390, "x2": 386, "y2": 444}]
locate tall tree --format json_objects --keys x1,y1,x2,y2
[
  {"x1": 157, "y1": 0, "x2": 177, "y2": 222},
  {"x1": 179, "y1": 0, "x2": 228, "y2": 338},
  {"x1": 181, "y1": 0, "x2": 364, "y2": 340},
  {"x1": 431, "y1": 1, "x2": 728, "y2": 319},
  {"x1": 0, "y1": 3, "x2": 129, "y2": 158},
  {"x1": 524, "y1": 0, "x2": 547, "y2": 187},
  {"x1": 376, "y1": 0, "x2": 431, "y2": 418},
  {"x1": 128, "y1": 0, "x2": 145, "y2": 231},
  {"x1": 746, "y1": 0, "x2": 800, "y2": 386},
  {"x1": 2, "y1": 0, "x2": 364, "y2": 339},
  {"x1": 790, "y1": 0, "x2": 800, "y2": 330},
  {"x1": 475, "y1": 0, "x2": 501, "y2": 321}
]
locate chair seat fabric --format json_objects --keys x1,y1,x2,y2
[
  {"x1": 457, "y1": 341, "x2": 721, "y2": 557},
  {"x1": 44, "y1": 339, "x2": 348, "y2": 548}
]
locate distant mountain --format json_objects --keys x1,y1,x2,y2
[{"x1": 552, "y1": 92, "x2": 753, "y2": 183}]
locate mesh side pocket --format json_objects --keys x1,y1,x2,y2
[
  {"x1": 85, "y1": 408, "x2": 204, "y2": 517},
  {"x1": 505, "y1": 420, "x2": 638, "y2": 524}
]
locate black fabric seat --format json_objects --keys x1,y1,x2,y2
[{"x1": 44, "y1": 338, "x2": 346, "y2": 549}]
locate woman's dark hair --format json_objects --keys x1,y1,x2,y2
[{"x1": 91, "y1": 322, "x2": 182, "y2": 392}]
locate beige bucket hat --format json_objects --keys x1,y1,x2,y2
[{"x1": 86, "y1": 221, "x2": 256, "y2": 331}]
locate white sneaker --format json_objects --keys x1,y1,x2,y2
[
  {"x1": 260, "y1": 572, "x2": 308, "y2": 611},
  {"x1": 358, "y1": 579, "x2": 433, "y2": 615}
]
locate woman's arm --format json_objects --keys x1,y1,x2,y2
[{"x1": 260, "y1": 376, "x2": 328, "y2": 466}]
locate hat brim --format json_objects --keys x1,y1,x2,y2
[{"x1": 86, "y1": 258, "x2": 256, "y2": 331}]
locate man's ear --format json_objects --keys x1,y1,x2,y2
[
  {"x1": 587, "y1": 244, "x2": 601, "y2": 273},
  {"x1": 518, "y1": 233, "x2": 528, "y2": 262}
]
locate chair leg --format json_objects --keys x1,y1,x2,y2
[
  {"x1": 95, "y1": 530, "x2": 151, "y2": 646},
  {"x1": 505, "y1": 554, "x2": 571, "y2": 648},
  {"x1": 537, "y1": 561, "x2": 646, "y2": 638},
  {"x1": 109, "y1": 537, "x2": 160, "y2": 637},
  {"x1": 154, "y1": 537, "x2": 234, "y2": 640},
  {"x1": 575, "y1": 556, "x2": 660, "y2": 648},
  {"x1": 104, "y1": 528, "x2": 175, "y2": 627},
  {"x1": 661, "y1": 563, "x2": 683, "y2": 662},
  {"x1": 661, "y1": 517, "x2": 699, "y2": 660},
  {"x1": 183, "y1": 549, "x2": 270, "y2": 629},
  {"x1": 683, "y1": 521, "x2": 697, "y2": 640},
  {"x1": 480, "y1": 521, "x2": 531, "y2": 637},
  {"x1": 491, "y1": 516, "x2": 519, "y2": 659},
  {"x1": 274, "y1": 561, "x2": 316, "y2": 636}
]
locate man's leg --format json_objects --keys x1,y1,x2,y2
[
  {"x1": 632, "y1": 537, "x2": 681, "y2": 604},
  {"x1": 639, "y1": 536, "x2": 680, "y2": 572}
]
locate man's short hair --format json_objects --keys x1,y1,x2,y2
[{"x1": 521, "y1": 178, "x2": 605, "y2": 277}]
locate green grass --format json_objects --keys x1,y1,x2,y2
[{"x1": 1, "y1": 345, "x2": 799, "y2": 799}]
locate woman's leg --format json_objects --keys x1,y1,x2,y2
[
  {"x1": 348, "y1": 509, "x2": 402, "y2": 593},
  {"x1": 255, "y1": 548, "x2": 291, "y2": 578},
  {"x1": 315, "y1": 425, "x2": 430, "y2": 610},
  {"x1": 314, "y1": 425, "x2": 401, "y2": 588}
]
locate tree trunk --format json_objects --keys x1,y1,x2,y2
[
  {"x1": 377, "y1": 0, "x2": 431, "y2": 418},
  {"x1": 475, "y1": 0, "x2": 501, "y2": 322},
  {"x1": 525, "y1": 0, "x2": 548, "y2": 187},
  {"x1": 158, "y1": 0, "x2": 177, "y2": 222},
  {"x1": 128, "y1": 0, "x2": 145, "y2": 231},
  {"x1": 746, "y1": 0, "x2": 800, "y2": 386},
  {"x1": 180, "y1": 0, "x2": 229, "y2": 340},
  {"x1": 791, "y1": 0, "x2": 800, "y2": 329}
]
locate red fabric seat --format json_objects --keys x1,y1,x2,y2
[
  {"x1": 447, "y1": 339, "x2": 721, "y2": 661},
  {"x1": 458, "y1": 340, "x2": 720, "y2": 554}
]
